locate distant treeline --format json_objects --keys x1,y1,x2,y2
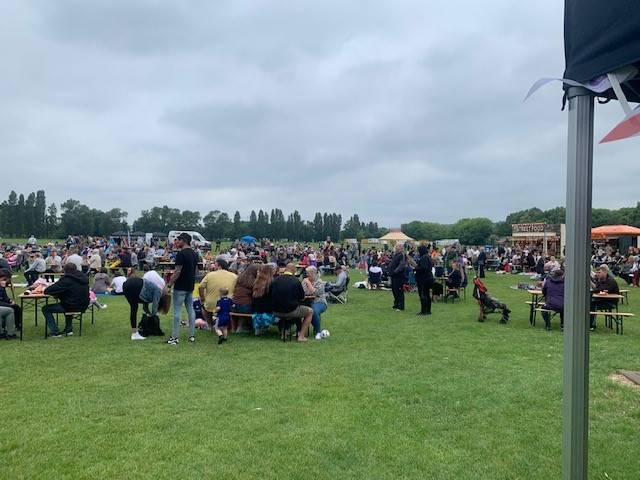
[
  {"x1": 1, "y1": 190, "x2": 639, "y2": 244},
  {"x1": 401, "y1": 204, "x2": 640, "y2": 245},
  {"x1": 0, "y1": 190, "x2": 384, "y2": 242}
]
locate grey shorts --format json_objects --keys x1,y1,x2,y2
[{"x1": 275, "y1": 305, "x2": 312, "y2": 318}]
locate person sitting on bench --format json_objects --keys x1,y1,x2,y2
[
  {"x1": 271, "y1": 263, "x2": 313, "y2": 342},
  {"x1": 589, "y1": 264, "x2": 620, "y2": 331},
  {"x1": 24, "y1": 252, "x2": 46, "y2": 286},
  {"x1": 0, "y1": 269, "x2": 19, "y2": 340},
  {"x1": 541, "y1": 267, "x2": 564, "y2": 330},
  {"x1": 325, "y1": 265, "x2": 348, "y2": 295},
  {"x1": 42, "y1": 263, "x2": 90, "y2": 337},
  {"x1": 445, "y1": 261, "x2": 463, "y2": 298}
]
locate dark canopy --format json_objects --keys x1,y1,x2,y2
[{"x1": 564, "y1": 0, "x2": 640, "y2": 102}]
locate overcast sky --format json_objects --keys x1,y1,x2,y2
[{"x1": 1, "y1": 1, "x2": 638, "y2": 227}]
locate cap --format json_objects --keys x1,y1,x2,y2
[{"x1": 177, "y1": 233, "x2": 192, "y2": 243}]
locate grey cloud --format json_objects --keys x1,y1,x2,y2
[{"x1": 0, "y1": 0, "x2": 637, "y2": 228}]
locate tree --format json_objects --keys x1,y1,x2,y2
[
  {"x1": 203, "y1": 210, "x2": 223, "y2": 240},
  {"x1": 342, "y1": 214, "x2": 364, "y2": 239},
  {"x1": 25, "y1": 192, "x2": 36, "y2": 236},
  {"x1": 257, "y1": 210, "x2": 269, "y2": 239},
  {"x1": 233, "y1": 211, "x2": 242, "y2": 238},
  {"x1": 179, "y1": 210, "x2": 202, "y2": 231},
  {"x1": 312, "y1": 212, "x2": 323, "y2": 241},
  {"x1": 35, "y1": 190, "x2": 47, "y2": 236},
  {"x1": 46, "y1": 203, "x2": 58, "y2": 236},
  {"x1": 452, "y1": 218, "x2": 494, "y2": 245},
  {"x1": 249, "y1": 210, "x2": 257, "y2": 235}
]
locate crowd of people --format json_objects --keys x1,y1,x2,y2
[
  {"x1": 0, "y1": 234, "x2": 353, "y2": 343},
  {"x1": 1, "y1": 232, "x2": 637, "y2": 341}
]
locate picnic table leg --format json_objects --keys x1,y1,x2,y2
[{"x1": 529, "y1": 300, "x2": 535, "y2": 326}]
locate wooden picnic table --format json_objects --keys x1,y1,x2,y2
[
  {"x1": 18, "y1": 293, "x2": 51, "y2": 339},
  {"x1": 525, "y1": 289, "x2": 543, "y2": 325}
]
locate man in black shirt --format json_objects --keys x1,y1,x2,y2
[
  {"x1": 387, "y1": 243, "x2": 406, "y2": 311},
  {"x1": 166, "y1": 233, "x2": 199, "y2": 345},
  {"x1": 477, "y1": 247, "x2": 487, "y2": 278},
  {"x1": 415, "y1": 245, "x2": 434, "y2": 315},
  {"x1": 271, "y1": 263, "x2": 313, "y2": 341}
]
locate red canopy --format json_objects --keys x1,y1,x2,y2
[{"x1": 591, "y1": 224, "x2": 640, "y2": 239}]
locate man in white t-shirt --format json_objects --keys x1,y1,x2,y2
[
  {"x1": 66, "y1": 249, "x2": 83, "y2": 271},
  {"x1": 142, "y1": 265, "x2": 166, "y2": 290},
  {"x1": 111, "y1": 275, "x2": 127, "y2": 295}
]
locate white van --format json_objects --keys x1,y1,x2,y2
[{"x1": 167, "y1": 231, "x2": 211, "y2": 248}]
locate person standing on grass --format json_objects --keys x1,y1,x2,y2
[
  {"x1": 214, "y1": 287, "x2": 233, "y2": 344},
  {"x1": 415, "y1": 244, "x2": 434, "y2": 316},
  {"x1": 477, "y1": 247, "x2": 487, "y2": 278},
  {"x1": 166, "y1": 233, "x2": 198, "y2": 345},
  {"x1": 388, "y1": 243, "x2": 406, "y2": 311}
]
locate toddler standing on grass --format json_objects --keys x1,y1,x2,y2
[{"x1": 215, "y1": 287, "x2": 233, "y2": 345}]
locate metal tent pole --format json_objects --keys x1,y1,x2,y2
[{"x1": 563, "y1": 86, "x2": 594, "y2": 480}]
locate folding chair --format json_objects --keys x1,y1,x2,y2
[{"x1": 327, "y1": 277, "x2": 350, "y2": 304}]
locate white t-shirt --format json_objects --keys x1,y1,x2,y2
[
  {"x1": 143, "y1": 270, "x2": 166, "y2": 290},
  {"x1": 111, "y1": 276, "x2": 127, "y2": 294},
  {"x1": 67, "y1": 254, "x2": 83, "y2": 271}
]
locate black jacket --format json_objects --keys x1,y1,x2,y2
[
  {"x1": 44, "y1": 270, "x2": 90, "y2": 312},
  {"x1": 387, "y1": 252, "x2": 406, "y2": 278},
  {"x1": 271, "y1": 274, "x2": 305, "y2": 313},
  {"x1": 447, "y1": 269, "x2": 462, "y2": 288},
  {"x1": 0, "y1": 286, "x2": 11, "y2": 307},
  {"x1": 415, "y1": 254, "x2": 434, "y2": 283}
]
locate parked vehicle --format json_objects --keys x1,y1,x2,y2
[{"x1": 167, "y1": 231, "x2": 211, "y2": 249}]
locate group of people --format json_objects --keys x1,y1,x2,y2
[
  {"x1": 361, "y1": 243, "x2": 469, "y2": 315},
  {"x1": 536, "y1": 263, "x2": 621, "y2": 331},
  {"x1": 1, "y1": 233, "x2": 342, "y2": 343}
]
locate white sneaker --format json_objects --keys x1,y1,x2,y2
[
  {"x1": 131, "y1": 332, "x2": 146, "y2": 341},
  {"x1": 100, "y1": 304, "x2": 108, "y2": 309},
  {"x1": 315, "y1": 333, "x2": 322, "y2": 340}
]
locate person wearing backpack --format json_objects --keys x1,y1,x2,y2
[{"x1": 388, "y1": 243, "x2": 407, "y2": 311}]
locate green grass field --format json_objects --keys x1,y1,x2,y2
[{"x1": 2, "y1": 271, "x2": 639, "y2": 479}]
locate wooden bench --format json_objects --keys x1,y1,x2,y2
[
  {"x1": 534, "y1": 307, "x2": 563, "y2": 330},
  {"x1": 444, "y1": 287, "x2": 461, "y2": 303},
  {"x1": 590, "y1": 311, "x2": 634, "y2": 335},
  {"x1": 619, "y1": 289, "x2": 629, "y2": 305},
  {"x1": 526, "y1": 301, "x2": 539, "y2": 325},
  {"x1": 46, "y1": 311, "x2": 85, "y2": 338}
]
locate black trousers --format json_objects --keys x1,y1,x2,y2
[
  {"x1": 477, "y1": 262, "x2": 485, "y2": 278},
  {"x1": 123, "y1": 277, "x2": 149, "y2": 329},
  {"x1": 25, "y1": 270, "x2": 40, "y2": 285},
  {"x1": 391, "y1": 276, "x2": 405, "y2": 310},
  {"x1": 416, "y1": 279, "x2": 432, "y2": 314}
]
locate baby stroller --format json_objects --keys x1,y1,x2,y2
[{"x1": 472, "y1": 278, "x2": 510, "y2": 323}]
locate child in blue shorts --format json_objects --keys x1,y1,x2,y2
[{"x1": 215, "y1": 287, "x2": 233, "y2": 344}]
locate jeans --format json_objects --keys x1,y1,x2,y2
[
  {"x1": 311, "y1": 301, "x2": 327, "y2": 334},
  {"x1": 0, "y1": 306, "x2": 16, "y2": 336},
  {"x1": 42, "y1": 303, "x2": 70, "y2": 334},
  {"x1": 172, "y1": 289, "x2": 195, "y2": 338}
]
